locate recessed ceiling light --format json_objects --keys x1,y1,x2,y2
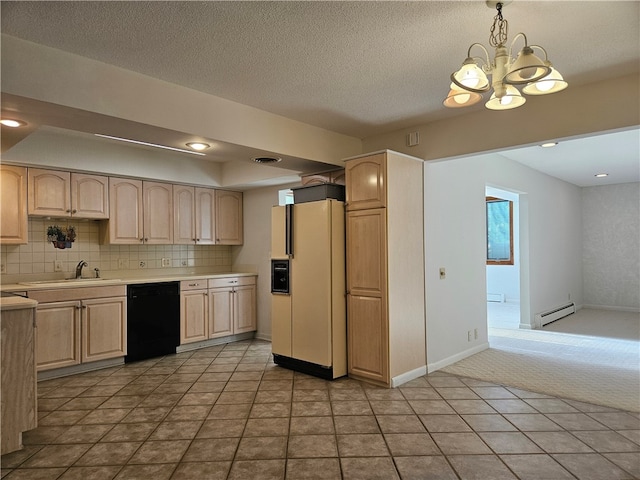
[
  {"x1": 186, "y1": 142, "x2": 210, "y2": 151},
  {"x1": 540, "y1": 142, "x2": 558, "y2": 148},
  {"x1": 0, "y1": 119, "x2": 26, "y2": 128},
  {"x1": 594, "y1": 173, "x2": 609, "y2": 178},
  {"x1": 252, "y1": 156, "x2": 282, "y2": 164},
  {"x1": 95, "y1": 134, "x2": 205, "y2": 156}
]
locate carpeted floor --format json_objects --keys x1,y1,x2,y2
[{"x1": 442, "y1": 308, "x2": 640, "y2": 413}]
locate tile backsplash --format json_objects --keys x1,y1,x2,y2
[{"x1": 1, "y1": 218, "x2": 232, "y2": 280}]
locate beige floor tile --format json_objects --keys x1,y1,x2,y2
[
  {"x1": 152, "y1": 382, "x2": 191, "y2": 395},
  {"x1": 447, "y1": 399, "x2": 497, "y2": 415},
  {"x1": 330, "y1": 401, "x2": 372, "y2": 416},
  {"x1": 329, "y1": 389, "x2": 367, "y2": 401},
  {"x1": 188, "y1": 381, "x2": 226, "y2": 393},
  {"x1": 399, "y1": 387, "x2": 441, "y2": 400},
  {"x1": 128, "y1": 439, "x2": 190, "y2": 464},
  {"x1": 287, "y1": 435, "x2": 338, "y2": 458},
  {"x1": 170, "y1": 461, "x2": 231, "y2": 480},
  {"x1": 113, "y1": 463, "x2": 176, "y2": 480},
  {"x1": 407, "y1": 400, "x2": 456, "y2": 415},
  {"x1": 78, "y1": 408, "x2": 131, "y2": 425},
  {"x1": 254, "y1": 390, "x2": 292, "y2": 403},
  {"x1": 164, "y1": 404, "x2": 211, "y2": 421},
  {"x1": 435, "y1": 387, "x2": 481, "y2": 400},
  {"x1": 340, "y1": 457, "x2": 399, "y2": 480},
  {"x1": 57, "y1": 397, "x2": 108, "y2": 411},
  {"x1": 431, "y1": 432, "x2": 492, "y2": 455},
  {"x1": 22, "y1": 426, "x2": 68, "y2": 445},
  {"x1": 471, "y1": 386, "x2": 518, "y2": 399},
  {"x1": 289, "y1": 416, "x2": 334, "y2": 435},
  {"x1": 499, "y1": 454, "x2": 576, "y2": 480},
  {"x1": 181, "y1": 437, "x2": 240, "y2": 462},
  {"x1": 393, "y1": 455, "x2": 458, "y2": 480},
  {"x1": 478, "y1": 431, "x2": 544, "y2": 454},
  {"x1": 545, "y1": 413, "x2": 610, "y2": 430},
  {"x1": 459, "y1": 414, "x2": 517, "y2": 432},
  {"x1": 97, "y1": 395, "x2": 145, "y2": 409},
  {"x1": 1, "y1": 468, "x2": 67, "y2": 479},
  {"x1": 51, "y1": 424, "x2": 113, "y2": 444},
  {"x1": 120, "y1": 407, "x2": 169, "y2": 423},
  {"x1": 100, "y1": 422, "x2": 157, "y2": 442},
  {"x1": 208, "y1": 403, "x2": 253, "y2": 420},
  {"x1": 227, "y1": 459, "x2": 285, "y2": 480},
  {"x1": 523, "y1": 398, "x2": 580, "y2": 413},
  {"x1": 370, "y1": 400, "x2": 414, "y2": 415},
  {"x1": 333, "y1": 415, "x2": 379, "y2": 434},
  {"x1": 292, "y1": 389, "x2": 329, "y2": 402},
  {"x1": 587, "y1": 412, "x2": 640, "y2": 430},
  {"x1": 291, "y1": 401, "x2": 332, "y2": 417},
  {"x1": 137, "y1": 393, "x2": 182, "y2": 408},
  {"x1": 177, "y1": 391, "x2": 220, "y2": 406},
  {"x1": 383, "y1": 433, "x2": 440, "y2": 456},
  {"x1": 148, "y1": 420, "x2": 202, "y2": 440},
  {"x1": 196, "y1": 418, "x2": 247, "y2": 438},
  {"x1": 244, "y1": 417, "x2": 290, "y2": 436},
  {"x1": 553, "y1": 453, "x2": 632, "y2": 479},
  {"x1": 250, "y1": 402, "x2": 291, "y2": 418},
  {"x1": 377, "y1": 415, "x2": 426, "y2": 433},
  {"x1": 285, "y1": 458, "x2": 341, "y2": 479},
  {"x1": 37, "y1": 398, "x2": 74, "y2": 411},
  {"x1": 448, "y1": 454, "x2": 518, "y2": 479},
  {"x1": 224, "y1": 380, "x2": 261, "y2": 392},
  {"x1": 216, "y1": 391, "x2": 257, "y2": 404},
  {"x1": 0, "y1": 445, "x2": 44, "y2": 468},
  {"x1": 22, "y1": 444, "x2": 91, "y2": 468},
  {"x1": 74, "y1": 441, "x2": 141, "y2": 466},
  {"x1": 38, "y1": 410, "x2": 89, "y2": 426},
  {"x1": 363, "y1": 388, "x2": 405, "y2": 401},
  {"x1": 336, "y1": 433, "x2": 389, "y2": 457},
  {"x1": 485, "y1": 399, "x2": 538, "y2": 414},
  {"x1": 604, "y1": 452, "x2": 640, "y2": 478},
  {"x1": 503, "y1": 413, "x2": 563, "y2": 431},
  {"x1": 525, "y1": 431, "x2": 595, "y2": 453},
  {"x1": 235, "y1": 436, "x2": 287, "y2": 460},
  {"x1": 58, "y1": 465, "x2": 122, "y2": 480},
  {"x1": 572, "y1": 430, "x2": 640, "y2": 453}
]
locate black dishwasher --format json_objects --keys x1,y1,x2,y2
[{"x1": 126, "y1": 282, "x2": 180, "y2": 363}]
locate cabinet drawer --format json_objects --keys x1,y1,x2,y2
[
  {"x1": 28, "y1": 285, "x2": 126, "y2": 303},
  {"x1": 208, "y1": 276, "x2": 256, "y2": 289},
  {"x1": 180, "y1": 280, "x2": 209, "y2": 291}
]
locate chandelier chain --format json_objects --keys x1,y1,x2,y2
[{"x1": 489, "y1": 2, "x2": 508, "y2": 48}]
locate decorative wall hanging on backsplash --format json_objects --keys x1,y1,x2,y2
[{"x1": 47, "y1": 225, "x2": 76, "y2": 249}]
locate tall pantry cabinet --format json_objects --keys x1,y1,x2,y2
[{"x1": 345, "y1": 150, "x2": 426, "y2": 387}]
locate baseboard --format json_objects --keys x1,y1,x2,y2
[
  {"x1": 254, "y1": 332, "x2": 271, "y2": 342},
  {"x1": 427, "y1": 342, "x2": 489, "y2": 373},
  {"x1": 38, "y1": 357, "x2": 125, "y2": 381},
  {"x1": 391, "y1": 365, "x2": 427, "y2": 388},
  {"x1": 175, "y1": 332, "x2": 255, "y2": 353},
  {"x1": 582, "y1": 304, "x2": 640, "y2": 313}
]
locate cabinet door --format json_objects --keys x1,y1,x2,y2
[
  {"x1": 108, "y1": 178, "x2": 144, "y2": 244},
  {"x1": 209, "y1": 288, "x2": 233, "y2": 338},
  {"x1": 143, "y1": 181, "x2": 173, "y2": 244},
  {"x1": 0, "y1": 165, "x2": 28, "y2": 244},
  {"x1": 195, "y1": 187, "x2": 216, "y2": 245},
  {"x1": 346, "y1": 209, "x2": 387, "y2": 297},
  {"x1": 81, "y1": 297, "x2": 127, "y2": 362},
  {"x1": 347, "y1": 294, "x2": 388, "y2": 384},
  {"x1": 180, "y1": 290, "x2": 208, "y2": 344},
  {"x1": 35, "y1": 301, "x2": 81, "y2": 371},
  {"x1": 173, "y1": 185, "x2": 196, "y2": 244},
  {"x1": 234, "y1": 284, "x2": 256, "y2": 334},
  {"x1": 27, "y1": 168, "x2": 71, "y2": 217},
  {"x1": 345, "y1": 154, "x2": 386, "y2": 210},
  {"x1": 71, "y1": 173, "x2": 109, "y2": 219},
  {"x1": 215, "y1": 190, "x2": 243, "y2": 245}
]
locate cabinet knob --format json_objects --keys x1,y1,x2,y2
[
  {"x1": 66, "y1": 209, "x2": 71, "y2": 213},
  {"x1": 144, "y1": 237, "x2": 149, "y2": 242},
  {"x1": 72, "y1": 209, "x2": 77, "y2": 214},
  {"x1": 196, "y1": 238, "x2": 200, "y2": 242}
]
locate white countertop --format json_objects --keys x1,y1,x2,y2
[{"x1": 1, "y1": 272, "x2": 257, "y2": 293}]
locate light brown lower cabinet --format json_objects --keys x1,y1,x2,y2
[
  {"x1": 28, "y1": 286, "x2": 127, "y2": 372},
  {"x1": 180, "y1": 276, "x2": 256, "y2": 345},
  {"x1": 1, "y1": 302, "x2": 37, "y2": 455}
]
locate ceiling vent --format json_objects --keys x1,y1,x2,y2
[{"x1": 252, "y1": 156, "x2": 282, "y2": 164}]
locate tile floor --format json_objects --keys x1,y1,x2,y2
[{"x1": 2, "y1": 339, "x2": 639, "y2": 480}]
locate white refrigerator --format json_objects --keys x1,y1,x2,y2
[{"x1": 270, "y1": 199, "x2": 346, "y2": 379}]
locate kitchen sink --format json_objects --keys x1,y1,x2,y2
[{"x1": 20, "y1": 278, "x2": 120, "y2": 286}]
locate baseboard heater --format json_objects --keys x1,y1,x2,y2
[{"x1": 535, "y1": 302, "x2": 575, "y2": 326}]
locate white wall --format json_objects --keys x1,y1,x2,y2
[
  {"x1": 425, "y1": 154, "x2": 583, "y2": 370},
  {"x1": 582, "y1": 183, "x2": 640, "y2": 310}
]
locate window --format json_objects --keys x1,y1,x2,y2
[{"x1": 486, "y1": 196, "x2": 513, "y2": 265}]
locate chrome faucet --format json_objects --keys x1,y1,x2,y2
[{"x1": 75, "y1": 260, "x2": 88, "y2": 279}]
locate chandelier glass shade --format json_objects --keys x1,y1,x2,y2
[{"x1": 444, "y1": 1, "x2": 567, "y2": 111}]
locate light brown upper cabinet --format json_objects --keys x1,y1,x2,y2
[
  {"x1": 215, "y1": 190, "x2": 243, "y2": 245},
  {"x1": 104, "y1": 178, "x2": 172, "y2": 244},
  {"x1": 344, "y1": 153, "x2": 387, "y2": 210},
  {"x1": 27, "y1": 168, "x2": 109, "y2": 219},
  {"x1": 0, "y1": 165, "x2": 28, "y2": 244},
  {"x1": 173, "y1": 185, "x2": 216, "y2": 245}
]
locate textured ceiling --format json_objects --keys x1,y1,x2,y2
[
  {"x1": 2, "y1": 1, "x2": 639, "y2": 138},
  {"x1": 1, "y1": 1, "x2": 639, "y2": 187}
]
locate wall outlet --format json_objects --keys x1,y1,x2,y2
[
  {"x1": 467, "y1": 330, "x2": 472, "y2": 342},
  {"x1": 139, "y1": 261, "x2": 146, "y2": 269},
  {"x1": 0, "y1": 263, "x2": 5, "y2": 273},
  {"x1": 54, "y1": 260, "x2": 63, "y2": 272},
  {"x1": 181, "y1": 260, "x2": 187, "y2": 266},
  {"x1": 474, "y1": 328, "x2": 478, "y2": 340},
  {"x1": 439, "y1": 268, "x2": 446, "y2": 280},
  {"x1": 161, "y1": 257, "x2": 171, "y2": 267}
]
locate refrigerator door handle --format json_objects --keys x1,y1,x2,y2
[{"x1": 285, "y1": 203, "x2": 293, "y2": 256}]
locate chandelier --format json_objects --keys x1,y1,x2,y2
[{"x1": 444, "y1": 1, "x2": 567, "y2": 111}]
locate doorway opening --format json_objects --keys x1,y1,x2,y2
[{"x1": 485, "y1": 186, "x2": 521, "y2": 330}]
